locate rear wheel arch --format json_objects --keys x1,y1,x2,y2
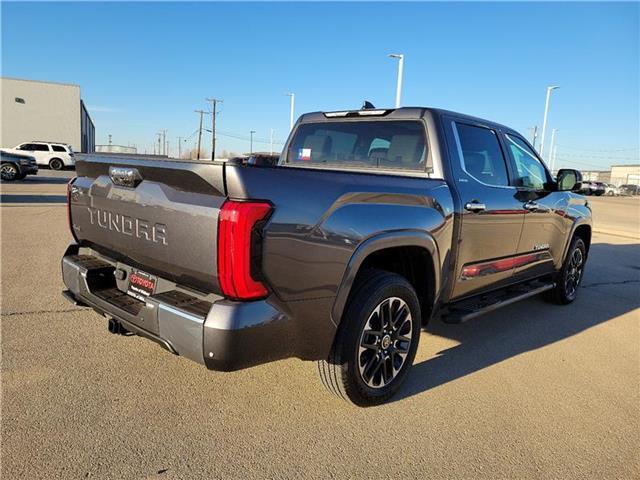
[{"x1": 332, "y1": 231, "x2": 440, "y2": 327}]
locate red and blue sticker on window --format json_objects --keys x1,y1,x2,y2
[{"x1": 297, "y1": 148, "x2": 312, "y2": 161}]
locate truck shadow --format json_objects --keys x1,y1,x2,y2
[{"x1": 394, "y1": 242, "x2": 640, "y2": 403}]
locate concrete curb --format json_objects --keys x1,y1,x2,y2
[{"x1": 593, "y1": 229, "x2": 640, "y2": 240}]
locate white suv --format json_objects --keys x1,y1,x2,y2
[{"x1": 2, "y1": 141, "x2": 75, "y2": 170}]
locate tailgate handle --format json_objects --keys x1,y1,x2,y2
[{"x1": 109, "y1": 166, "x2": 143, "y2": 188}]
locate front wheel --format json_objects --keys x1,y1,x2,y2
[
  {"x1": 318, "y1": 270, "x2": 421, "y2": 406},
  {"x1": 49, "y1": 158, "x2": 64, "y2": 170},
  {"x1": 545, "y1": 237, "x2": 587, "y2": 305},
  {"x1": 1, "y1": 163, "x2": 19, "y2": 181}
]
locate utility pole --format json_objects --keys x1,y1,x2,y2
[
  {"x1": 156, "y1": 132, "x2": 162, "y2": 156},
  {"x1": 166, "y1": 140, "x2": 170, "y2": 158},
  {"x1": 549, "y1": 128, "x2": 558, "y2": 171},
  {"x1": 108, "y1": 134, "x2": 112, "y2": 146},
  {"x1": 177, "y1": 136, "x2": 183, "y2": 159},
  {"x1": 270, "y1": 129, "x2": 275, "y2": 155},
  {"x1": 285, "y1": 93, "x2": 295, "y2": 131},
  {"x1": 529, "y1": 126, "x2": 538, "y2": 149},
  {"x1": 539, "y1": 85, "x2": 559, "y2": 158},
  {"x1": 250, "y1": 130, "x2": 256, "y2": 155},
  {"x1": 206, "y1": 98, "x2": 223, "y2": 160},
  {"x1": 195, "y1": 110, "x2": 206, "y2": 160},
  {"x1": 159, "y1": 129, "x2": 167, "y2": 156}
]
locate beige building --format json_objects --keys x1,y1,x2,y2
[
  {"x1": 1, "y1": 77, "x2": 95, "y2": 152},
  {"x1": 581, "y1": 170, "x2": 611, "y2": 183},
  {"x1": 610, "y1": 164, "x2": 640, "y2": 186}
]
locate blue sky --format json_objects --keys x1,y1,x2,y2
[{"x1": 2, "y1": 1, "x2": 639, "y2": 168}]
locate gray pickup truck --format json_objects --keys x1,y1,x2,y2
[{"x1": 62, "y1": 106, "x2": 591, "y2": 405}]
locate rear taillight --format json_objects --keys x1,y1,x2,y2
[
  {"x1": 67, "y1": 177, "x2": 79, "y2": 242},
  {"x1": 217, "y1": 200, "x2": 272, "y2": 300}
]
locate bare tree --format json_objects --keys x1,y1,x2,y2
[{"x1": 184, "y1": 148, "x2": 209, "y2": 160}]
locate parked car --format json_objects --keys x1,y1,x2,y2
[
  {"x1": 620, "y1": 184, "x2": 640, "y2": 196},
  {"x1": 61, "y1": 106, "x2": 591, "y2": 406},
  {"x1": 593, "y1": 182, "x2": 607, "y2": 196},
  {"x1": 604, "y1": 183, "x2": 620, "y2": 196},
  {"x1": 1, "y1": 141, "x2": 75, "y2": 170},
  {"x1": 0, "y1": 151, "x2": 38, "y2": 181},
  {"x1": 580, "y1": 181, "x2": 605, "y2": 196}
]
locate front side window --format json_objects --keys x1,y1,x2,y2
[
  {"x1": 454, "y1": 123, "x2": 509, "y2": 187},
  {"x1": 286, "y1": 120, "x2": 426, "y2": 171},
  {"x1": 505, "y1": 134, "x2": 549, "y2": 190}
]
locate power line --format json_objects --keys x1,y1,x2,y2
[{"x1": 555, "y1": 145, "x2": 640, "y2": 153}]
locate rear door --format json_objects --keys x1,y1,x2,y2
[
  {"x1": 30, "y1": 143, "x2": 51, "y2": 165},
  {"x1": 443, "y1": 118, "x2": 525, "y2": 299}
]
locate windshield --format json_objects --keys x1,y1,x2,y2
[{"x1": 285, "y1": 120, "x2": 427, "y2": 171}]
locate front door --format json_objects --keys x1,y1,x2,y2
[
  {"x1": 502, "y1": 132, "x2": 568, "y2": 280},
  {"x1": 444, "y1": 118, "x2": 526, "y2": 300}
]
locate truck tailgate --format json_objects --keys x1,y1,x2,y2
[{"x1": 70, "y1": 157, "x2": 227, "y2": 293}]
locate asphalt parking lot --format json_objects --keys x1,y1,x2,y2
[{"x1": 2, "y1": 171, "x2": 639, "y2": 479}]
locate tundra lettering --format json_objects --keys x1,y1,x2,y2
[
  {"x1": 62, "y1": 106, "x2": 591, "y2": 406},
  {"x1": 87, "y1": 207, "x2": 167, "y2": 245}
]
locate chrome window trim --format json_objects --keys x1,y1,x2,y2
[{"x1": 451, "y1": 121, "x2": 514, "y2": 190}]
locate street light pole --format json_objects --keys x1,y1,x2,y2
[
  {"x1": 388, "y1": 53, "x2": 405, "y2": 108},
  {"x1": 539, "y1": 85, "x2": 559, "y2": 158},
  {"x1": 285, "y1": 93, "x2": 295, "y2": 131},
  {"x1": 250, "y1": 130, "x2": 256, "y2": 155}
]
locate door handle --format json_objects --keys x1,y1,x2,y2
[
  {"x1": 523, "y1": 201, "x2": 549, "y2": 212},
  {"x1": 464, "y1": 201, "x2": 486, "y2": 213}
]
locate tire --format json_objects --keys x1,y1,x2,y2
[
  {"x1": 318, "y1": 270, "x2": 421, "y2": 406},
  {"x1": 49, "y1": 158, "x2": 64, "y2": 170},
  {"x1": 1, "y1": 163, "x2": 19, "y2": 181},
  {"x1": 545, "y1": 237, "x2": 587, "y2": 305}
]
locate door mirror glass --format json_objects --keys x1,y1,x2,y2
[{"x1": 557, "y1": 169, "x2": 582, "y2": 192}]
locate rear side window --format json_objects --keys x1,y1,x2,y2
[
  {"x1": 453, "y1": 123, "x2": 509, "y2": 187},
  {"x1": 31, "y1": 144, "x2": 50, "y2": 152},
  {"x1": 52, "y1": 145, "x2": 67, "y2": 152},
  {"x1": 286, "y1": 121, "x2": 427, "y2": 171}
]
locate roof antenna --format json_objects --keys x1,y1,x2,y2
[{"x1": 361, "y1": 100, "x2": 375, "y2": 110}]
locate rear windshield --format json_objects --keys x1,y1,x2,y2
[{"x1": 285, "y1": 120, "x2": 427, "y2": 171}]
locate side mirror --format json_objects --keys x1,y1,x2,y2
[{"x1": 557, "y1": 168, "x2": 582, "y2": 192}]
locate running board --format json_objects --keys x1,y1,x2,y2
[{"x1": 442, "y1": 281, "x2": 555, "y2": 324}]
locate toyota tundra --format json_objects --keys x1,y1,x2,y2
[{"x1": 61, "y1": 106, "x2": 591, "y2": 405}]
